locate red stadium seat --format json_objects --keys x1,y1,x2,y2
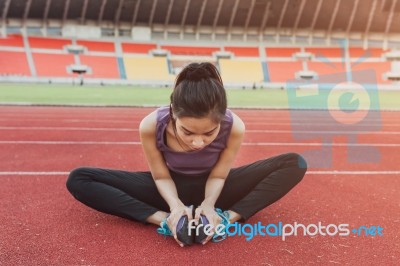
[
  {"x1": 266, "y1": 47, "x2": 301, "y2": 58},
  {"x1": 121, "y1": 43, "x2": 157, "y2": 54},
  {"x1": 0, "y1": 35, "x2": 24, "y2": 47},
  {"x1": 305, "y1": 48, "x2": 343, "y2": 58},
  {"x1": 29, "y1": 37, "x2": 71, "y2": 50},
  {"x1": 0, "y1": 51, "x2": 30, "y2": 75},
  {"x1": 267, "y1": 61, "x2": 303, "y2": 82},
  {"x1": 161, "y1": 45, "x2": 220, "y2": 56},
  {"x1": 79, "y1": 55, "x2": 119, "y2": 79},
  {"x1": 33, "y1": 53, "x2": 75, "y2": 77},
  {"x1": 224, "y1": 46, "x2": 259, "y2": 57},
  {"x1": 76, "y1": 40, "x2": 115, "y2": 52}
]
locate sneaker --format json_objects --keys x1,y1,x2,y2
[
  {"x1": 194, "y1": 214, "x2": 209, "y2": 244},
  {"x1": 156, "y1": 206, "x2": 194, "y2": 246},
  {"x1": 157, "y1": 216, "x2": 173, "y2": 237},
  {"x1": 176, "y1": 215, "x2": 194, "y2": 245},
  {"x1": 194, "y1": 208, "x2": 230, "y2": 243},
  {"x1": 212, "y1": 208, "x2": 230, "y2": 243}
]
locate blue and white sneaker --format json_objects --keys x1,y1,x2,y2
[
  {"x1": 212, "y1": 208, "x2": 230, "y2": 242},
  {"x1": 194, "y1": 208, "x2": 230, "y2": 243},
  {"x1": 156, "y1": 206, "x2": 194, "y2": 246}
]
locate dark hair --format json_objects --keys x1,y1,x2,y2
[{"x1": 170, "y1": 62, "x2": 227, "y2": 123}]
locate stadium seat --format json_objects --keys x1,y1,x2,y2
[
  {"x1": 350, "y1": 61, "x2": 391, "y2": 84},
  {"x1": 305, "y1": 47, "x2": 343, "y2": 58},
  {"x1": 161, "y1": 45, "x2": 220, "y2": 56},
  {"x1": 0, "y1": 51, "x2": 30, "y2": 76},
  {"x1": 32, "y1": 53, "x2": 75, "y2": 77},
  {"x1": 28, "y1": 37, "x2": 71, "y2": 50},
  {"x1": 266, "y1": 61, "x2": 303, "y2": 82},
  {"x1": 79, "y1": 55, "x2": 120, "y2": 79},
  {"x1": 123, "y1": 57, "x2": 175, "y2": 81},
  {"x1": 0, "y1": 34, "x2": 24, "y2": 47},
  {"x1": 121, "y1": 43, "x2": 157, "y2": 54},
  {"x1": 265, "y1": 47, "x2": 300, "y2": 58},
  {"x1": 349, "y1": 48, "x2": 386, "y2": 58},
  {"x1": 76, "y1": 40, "x2": 115, "y2": 52},
  {"x1": 219, "y1": 59, "x2": 264, "y2": 83},
  {"x1": 224, "y1": 46, "x2": 259, "y2": 57}
]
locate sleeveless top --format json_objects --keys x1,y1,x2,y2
[{"x1": 155, "y1": 106, "x2": 233, "y2": 176}]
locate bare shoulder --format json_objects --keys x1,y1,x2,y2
[
  {"x1": 139, "y1": 109, "x2": 158, "y2": 136},
  {"x1": 229, "y1": 110, "x2": 245, "y2": 137}
]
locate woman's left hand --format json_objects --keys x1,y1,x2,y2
[{"x1": 194, "y1": 204, "x2": 222, "y2": 245}]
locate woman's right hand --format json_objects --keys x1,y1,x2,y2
[{"x1": 166, "y1": 205, "x2": 193, "y2": 247}]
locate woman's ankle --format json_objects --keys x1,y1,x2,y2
[
  {"x1": 227, "y1": 210, "x2": 241, "y2": 223},
  {"x1": 146, "y1": 211, "x2": 169, "y2": 226}
]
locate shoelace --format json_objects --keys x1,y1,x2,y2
[
  {"x1": 157, "y1": 217, "x2": 173, "y2": 237},
  {"x1": 212, "y1": 208, "x2": 230, "y2": 242}
]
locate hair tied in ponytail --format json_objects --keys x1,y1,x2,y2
[{"x1": 185, "y1": 67, "x2": 210, "y2": 81}]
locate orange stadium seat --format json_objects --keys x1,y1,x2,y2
[
  {"x1": 224, "y1": 46, "x2": 259, "y2": 57},
  {"x1": 350, "y1": 61, "x2": 391, "y2": 84},
  {"x1": 161, "y1": 45, "x2": 220, "y2": 56},
  {"x1": 349, "y1": 48, "x2": 386, "y2": 58},
  {"x1": 29, "y1": 37, "x2": 71, "y2": 50},
  {"x1": 121, "y1": 43, "x2": 157, "y2": 54},
  {"x1": 308, "y1": 62, "x2": 346, "y2": 77},
  {"x1": 305, "y1": 47, "x2": 343, "y2": 58},
  {"x1": 76, "y1": 40, "x2": 115, "y2": 52},
  {"x1": 0, "y1": 35, "x2": 24, "y2": 47},
  {"x1": 265, "y1": 47, "x2": 300, "y2": 57},
  {"x1": 0, "y1": 51, "x2": 30, "y2": 75},
  {"x1": 32, "y1": 53, "x2": 75, "y2": 77},
  {"x1": 266, "y1": 61, "x2": 303, "y2": 82},
  {"x1": 79, "y1": 55, "x2": 119, "y2": 79}
]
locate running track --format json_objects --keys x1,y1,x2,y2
[{"x1": 0, "y1": 106, "x2": 399, "y2": 265}]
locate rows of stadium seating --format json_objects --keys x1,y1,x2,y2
[{"x1": 0, "y1": 35, "x2": 393, "y2": 84}]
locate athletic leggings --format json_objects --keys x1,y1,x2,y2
[{"x1": 66, "y1": 153, "x2": 307, "y2": 223}]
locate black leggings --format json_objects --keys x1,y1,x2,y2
[{"x1": 66, "y1": 153, "x2": 307, "y2": 223}]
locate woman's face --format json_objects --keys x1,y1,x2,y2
[{"x1": 174, "y1": 116, "x2": 221, "y2": 151}]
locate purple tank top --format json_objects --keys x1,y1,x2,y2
[{"x1": 155, "y1": 106, "x2": 233, "y2": 175}]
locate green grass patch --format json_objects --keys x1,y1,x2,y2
[{"x1": 0, "y1": 83, "x2": 399, "y2": 110}]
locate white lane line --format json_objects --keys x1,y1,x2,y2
[
  {"x1": 1, "y1": 141, "x2": 400, "y2": 147},
  {"x1": 0, "y1": 126, "x2": 136, "y2": 131},
  {"x1": 1, "y1": 126, "x2": 400, "y2": 135},
  {"x1": 0, "y1": 171, "x2": 399, "y2": 176},
  {"x1": 0, "y1": 119, "x2": 393, "y2": 127}
]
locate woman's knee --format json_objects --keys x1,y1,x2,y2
[{"x1": 66, "y1": 167, "x2": 91, "y2": 194}]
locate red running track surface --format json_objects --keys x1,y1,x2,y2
[{"x1": 0, "y1": 106, "x2": 399, "y2": 265}]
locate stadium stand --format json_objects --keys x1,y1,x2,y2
[
  {"x1": 224, "y1": 46, "x2": 259, "y2": 57},
  {"x1": 28, "y1": 36, "x2": 71, "y2": 50},
  {"x1": 0, "y1": 51, "x2": 30, "y2": 76},
  {"x1": 265, "y1": 48, "x2": 301, "y2": 58},
  {"x1": 219, "y1": 59, "x2": 264, "y2": 84},
  {"x1": 0, "y1": 34, "x2": 24, "y2": 47},
  {"x1": 32, "y1": 53, "x2": 75, "y2": 77},
  {"x1": 161, "y1": 45, "x2": 220, "y2": 56},
  {"x1": 76, "y1": 40, "x2": 115, "y2": 53},
  {"x1": 305, "y1": 48, "x2": 343, "y2": 58},
  {"x1": 350, "y1": 61, "x2": 392, "y2": 84},
  {"x1": 123, "y1": 57, "x2": 175, "y2": 81},
  {"x1": 79, "y1": 55, "x2": 120, "y2": 79},
  {"x1": 121, "y1": 43, "x2": 157, "y2": 54},
  {"x1": 266, "y1": 61, "x2": 303, "y2": 83}
]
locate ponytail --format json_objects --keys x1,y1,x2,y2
[{"x1": 170, "y1": 62, "x2": 227, "y2": 123}]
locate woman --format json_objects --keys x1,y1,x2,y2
[{"x1": 66, "y1": 62, "x2": 307, "y2": 247}]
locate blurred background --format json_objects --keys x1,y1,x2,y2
[{"x1": 0, "y1": 0, "x2": 399, "y2": 108}]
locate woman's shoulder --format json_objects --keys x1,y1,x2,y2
[{"x1": 229, "y1": 110, "x2": 245, "y2": 136}]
